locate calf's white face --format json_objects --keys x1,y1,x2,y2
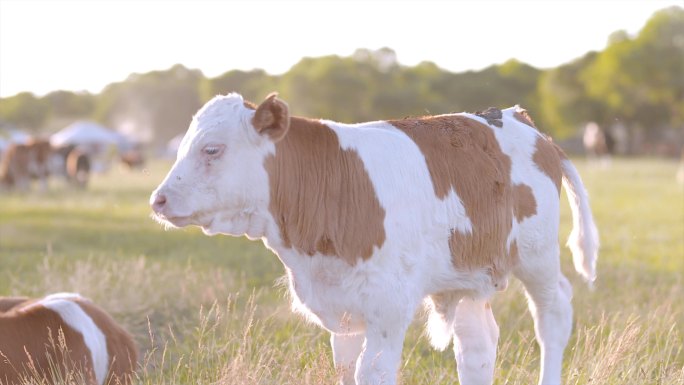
[{"x1": 150, "y1": 93, "x2": 289, "y2": 237}]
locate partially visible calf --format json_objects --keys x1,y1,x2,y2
[{"x1": 0, "y1": 293, "x2": 137, "y2": 385}]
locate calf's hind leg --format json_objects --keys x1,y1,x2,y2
[{"x1": 514, "y1": 245, "x2": 573, "y2": 385}]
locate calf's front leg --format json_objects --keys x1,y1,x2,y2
[
  {"x1": 354, "y1": 323, "x2": 408, "y2": 385},
  {"x1": 332, "y1": 332, "x2": 365, "y2": 385}
]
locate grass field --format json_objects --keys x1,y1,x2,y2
[{"x1": 1, "y1": 158, "x2": 682, "y2": 384}]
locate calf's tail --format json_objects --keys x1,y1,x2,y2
[{"x1": 560, "y1": 157, "x2": 599, "y2": 286}]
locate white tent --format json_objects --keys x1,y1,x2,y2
[
  {"x1": 0, "y1": 127, "x2": 32, "y2": 145},
  {"x1": 0, "y1": 128, "x2": 32, "y2": 156},
  {"x1": 50, "y1": 121, "x2": 131, "y2": 173},
  {"x1": 50, "y1": 121, "x2": 127, "y2": 148}
]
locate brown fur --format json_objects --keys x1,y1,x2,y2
[
  {"x1": 0, "y1": 144, "x2": 31, "y2": 188},
  {"x1": 26, "y1": 139, "x2": 51, "y2": 170},
  {"x1": 0, "y1": 296, "x2": 137, "y2": 385},
  {"x1": 533, "y1": 136, "x2": 564, "y2": 194},
  {"x1": 513, "y1": 183, "x2": 537, "y2": 222},
  {"x1": 263, "y1": 116, "x2": 387, "y2": 265},
  {"x1": 119, "y1": 150, "x2": 145, "y2": 169},
  {"x1": 252, "y1": 93, "x2": 290, "y2": 142},
  {"x1": 389, "y1": 115, "x2": 516, "y2": 278},
  {"x1": 513, "y1": 108, "x2": 536, "y2": 128},
  {"x1": 0, "y1": 139, "x2": 52, "y2": 190},
  {"x1": 0, "y1": 297, "x2": 29, "y2": 312},
  {"x1": 0, "y1": 299, "x2": 96, "y2": 384}
]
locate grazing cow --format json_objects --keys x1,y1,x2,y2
[
  {"x1": 0, "y1": 143, "x2": 30, "y2": 190},
  {"x1": 150, "y1": 93, "x2": 599, "y2": 385},
  {"x1": 66, "y1": 148, "x2": 92, "y2": 188},
  {"x1": 582, "y1": 122, "x2": 614, "y2": 167},
  {"x1": 0, "y1": 138, "x2": 52, "y2": 191},
  {"x1": 52, "y1": 145, "x2": 92, "y2": 188},
  {"x1": 0, "y1": 293, "x2": 138, "y2": 385},
  {"x1": 119, "y1": 147, "x2": 145, "y2": 170}
]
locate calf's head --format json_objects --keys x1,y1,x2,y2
[{"x1": 150, "y1": 93, "x2": 289, "y2": 237}]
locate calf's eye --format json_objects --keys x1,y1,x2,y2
[{"x1": 202, "y1": 144, "x2": 225, "y2": 156}]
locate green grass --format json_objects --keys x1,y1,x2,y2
[{"x1": 0, "y1": 158, "x2": 682, "y2": 384}]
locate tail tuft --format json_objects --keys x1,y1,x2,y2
[{"x1": 424, "y1": 295, "x2": 460, "y2": 351}]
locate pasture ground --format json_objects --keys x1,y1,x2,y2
[{"x1": 0, "y1": 158, "x2": 682, "y2": 384}]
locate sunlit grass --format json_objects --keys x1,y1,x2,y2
[{"x1": 1, "y1": 157, "x2": 682, "y2": 384}]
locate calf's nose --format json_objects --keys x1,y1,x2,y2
[{"x1": 150, "y1": 192, "x2": 167, "y2": 213}]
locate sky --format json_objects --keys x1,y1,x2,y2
[{"x1": 0, "y1": 0, "x2": 681, "y2": 98}]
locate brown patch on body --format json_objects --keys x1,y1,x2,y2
[
  {"x1": 533, "y1": 136, "x2": 564, "y2": 194},
  {"x1": 513, "y1": 107, "x2": 536, "y2": 128},
  {"x1": 513, "y1": 183, "x2": 537, "y2": 222},
  {"x1": 494, "y1": 240, "x2": 519, "y2": 291},
  {"x1": 389, "y1": 115, "x2": 516, "y2": 279},
  {"x1": 0, "y1": 300, "x2": 97, "y2": 385},
  {"x1": 264, "y1": 117, "x2": 386, "y2": 265},
  {"x1": 76, "y1": 299, "x2": 138, "y2": 385},
  {"x1": 508, "y1": 240, "x2": 520, "y2": 267}
]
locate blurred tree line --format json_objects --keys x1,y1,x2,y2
[{"x1": 1, "y1": 6, "x2": 681, "y2": 154}]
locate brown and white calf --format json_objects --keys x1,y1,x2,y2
[
  {"x1": 150, "y1": 93, "x2": 599, "y2": 385},
  {"x1": 0, "y1": 293, "x2": 137, "y2": 385},
  {"x1": 0, "y1": 138, "x2": 52, "y2": 191}
]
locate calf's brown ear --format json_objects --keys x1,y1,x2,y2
[{"x1": 252, "y1": 92, "x2": 290, "y2": 142}]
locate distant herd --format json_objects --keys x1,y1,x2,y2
[
  {"x1": 0, "y1": 139, "x2": 143, "y2": 192},
  {"x1": 0, "y1": 139, "x2": 88, "y2": 190}
]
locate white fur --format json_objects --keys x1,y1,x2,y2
[
  {"x1": 453, "y1": 298, "x2": 499, "y2": 385},
  {"x1": 37, "y1": 294, "x2": 109, "y2": 385},
  {"x1": 332, "y1": 333, "x2": 365, "y2": 385},
  {"x1": 151, "y1": 95, "x2": 599, "y2": 385},
  {"x1": 151, "y1": 93, "x2": 275, "y2": 238},
  {"x1": 561, "y1": 159, "x2": 599, "y2": 284}
]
